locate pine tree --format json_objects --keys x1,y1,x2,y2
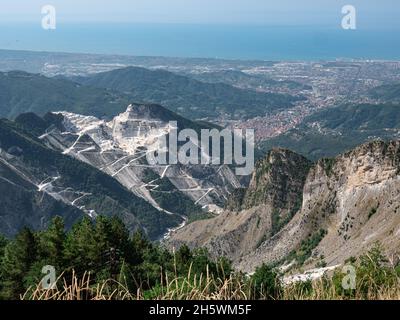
[
  {"x1": 175, "y1": 244, "x2": 192, "y2": 273},
  {"x1": 0, "y1": 235, "x2": 8, "y2": 296},
  {"x1": 0, "y1": 235, "x2": 7, "y2": 259},
  {"x1": 63, "y1": 217, "x2": 99, "y2": 276},
  {"x1": 37, "y1": 216, "x2": 66, "y2": 269},
  {"x1": 0, "y1": 228, "x2": 37, "y2": 299},
  {"x1": 95, "y1": 216, "x2": 141, "y2": 281}
]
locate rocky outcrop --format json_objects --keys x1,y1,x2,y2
[
  {"x1": 169, "y1": 140, "x2": 400, "y2": 273},
  {"x1": 38, "y1": 104, "x2": 240, "y2": 215},
  {"x1": 168, "y1": 148, "x2": 312, "y2": 262}
]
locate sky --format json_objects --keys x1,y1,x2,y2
[{"x1": 0, "y1": 0, "x2": 399, "y2": 27}]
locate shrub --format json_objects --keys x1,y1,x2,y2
[{"x1": 251, "y1": 264, "x2": 282, "y2": 299}]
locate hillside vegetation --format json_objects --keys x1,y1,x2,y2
[
  {"x1": 261, "y1": 103, "x2": 400, "y2": 160},
  {"x1": 73, "y1": 66, "x2": 303, "y2": 120},
  {"x1": 0, "y1": 217, "x2": 398, "y2": 300},
  {"x1": 0, "y1": 71, "x2": 134, "y2": 119}
]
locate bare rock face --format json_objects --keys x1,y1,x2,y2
[
  {"x1": 170, "y1": 140, "x2": 400, "y2": 273},
  {"x1": 167, "y1": 148, "x2": 312, "y2": 262},
  {"x1": 41, "y1": 104, "x2": 240, "y2": 218},
  {"x1": 242, "y1": 148, "x2": 312, "y2": 216},
  {"x1": 310, "y1": 140, "x2": 400, "y2": 267}
]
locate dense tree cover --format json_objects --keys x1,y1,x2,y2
[
  {"x1": 0, "y1": 68, "x2": 302, "y2": 121},
  {"x1": 73, "y1": 66, "x2": 302, "y2": 120},
  {"x1": 188, "y1": 69, "x2": 312, "y2": 92},
  {"x1": 0, "y1": 216, "x2": 233, "y2": 300},
  {"x1": 3, "y1": 217, "x2": 397, "y2": 300},
  {"x1": 369, "y1": 83, "x2": 400, "y2": 101},
  {"x1": 0, "y1": 71, "x2": 132, "y2": 119}
]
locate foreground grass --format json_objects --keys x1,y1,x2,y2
[
  {"x1": 23, "y1": 246, "x2": 400, "y2": 300},
  {"x1": 22, "y1": 272, "x2": 400, "y2": 300},
  {"x1": 23, "y1": 267, "x2": 252, "y2": 300}
]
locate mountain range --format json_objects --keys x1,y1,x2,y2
[
  {"x1": 0, "y1": 71, "x2": 133, "y2": 119},
  {"x1": 169, "y1": 140, "x2": 400, "y2": 273},
  {"x1": 71, "y1": 66, "x2": 304, "y2": 120},
  {"x1": 181, "y1": 69, "x2": 312, "y2": 93},
  {"x1": 0, "y1": 104, "x2": 240, "y2": 239},
  {"x1": 1, "y1": 57, "x2": 400, "y2": 277},
  {"x1": 0, "y1": 68, "x2": 303, "y2": 122}
]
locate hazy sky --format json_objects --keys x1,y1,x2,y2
[{"x1": 0, "y1": 0, "x2": 399, "y2": 27}]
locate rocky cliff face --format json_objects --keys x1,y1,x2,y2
[
  {"x1": 39, "y1": 104, "x2": 240, "y2": 216},
  {"x1": 168, "y1": 148, "x2": 311, "y2": 262},
  {"x1": 169, "y1": 140, "x2": 400, "y2": 273}
]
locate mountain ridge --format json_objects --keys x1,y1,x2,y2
[
  {"x1": 168, "y1": 139, "x2": 400, "y2": 273},
  {"x1": 0, "y1": 112, "x2": 183, "y2": 239},
  {"x1": 0, "y1": 70, "x2": 134, "y2": 119},
  {"x1": 71, "y1": 66, "x2": 304, "y2": 120},
  {"x1": 4, "y1": 103, "x2": 241, "y2": 239}
]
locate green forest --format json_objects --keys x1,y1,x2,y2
[
  {"x1": 0, "y1": 215, "x2": 280, "y2": 300},
  {"x1": 1, "y1": 215, "x2": 400, "y2": 300}
]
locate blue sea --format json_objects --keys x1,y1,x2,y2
[{"x1": 0, "y1": 23, "x2": 399, "y2": 60}]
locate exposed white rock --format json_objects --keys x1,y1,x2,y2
[
  {"x1": 42, "y1": 105, "x2": 240, "y2": 226},
  {"x1": 282, "y1": 265, "x2": 340, "y2": 285}
]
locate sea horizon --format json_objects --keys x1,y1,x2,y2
[{"x1": 0, "y1": 22, "x2": 399, "y2": 61}]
